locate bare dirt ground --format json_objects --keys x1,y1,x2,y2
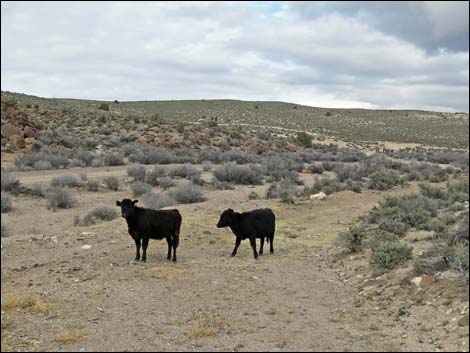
[{"x1": 1, "y1": 168, "x2": 469, "y2": 352}]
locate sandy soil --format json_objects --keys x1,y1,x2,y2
[{"x1": 1, "y1": 168, "x2": 468, "y2": 352}]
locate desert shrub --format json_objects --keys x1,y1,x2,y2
[
  {"x1": 170, "y1": 164, "x2": 200, "y2": 179},
  {"x1": 86, "y1": 180, "x2": 100, "y2": 191},
  {"x1": 15, "y1": 147, "x2": 70, "y2": 170},
  {"x1": 98, "y1": 103, "x2": 109, "y2": 111},
  {"x1": 367, "y1": 170, "x2": 403, "y2": 191},
  {"x1": 1, "y1": 193, "x2": 12, "y2": 213},
  {"x1": 103, "y1": 153, "x2": 124, "y2": 166},
  {"x1": 378, "y1": 219, "x2": 409, "y2": 236},
  {"x1": 263, "y1": 154, "x2": 304, "y2": 174},
  {"x1": 368, "y1": 194, "x2": 440, "y2": 230},
  {"x1": 83, "y1": 206, "x2": 118, "y2": 225},
  {"x1": 445, "y1": 242, "x2": 469, "y2": 273},
  {"x1": 33, "y1": 160, "x2": 53, "y2": 170},
  {"x1": 213, "y1": 162, "x2": 264, "y2": 185},
  {"x1": 103, "y1": 176, "x2": 120, "y2": 191},
  {"x1": 370, "y1": 233, "x2": 413, "y2": 269},
  {"x1": 429, "y1": 218, "x2": 450, "y2": 237},
  {"x1": 190, "y1": 174, "x2": 204, "y2": 185},
  {"x1": 47, "y1": 187, "x2": 73, "y2": 209},
  {"x1": 202, "y1": 161, "x2": 213, "y2": 172},
  {"x1": 145, "y1": 165, "x2": 169, "y2": 186},
  {"x1": 343, "y1": 179, "x2": 363, "y2": 193},
  {"x1": 334, "y1": 163, "x2": 365, "y2": 182},
  {"x1": 213, "y1": 180, "x2": 235, "y2": 190},
  {"x1": 338, "y1": 225, "x2": 367, "y2": 252},
  {"x1": 458, "y1": 210, "x2": 469, "y2": 229},
  {"x1": 266, "y1": 179, "x2": 296, "y2": 203},
  {"x1": 157, "y1": 176, "x2": 175, "y2": 189},
  {"x1": 30, "y1": 184, "x2": 47, "y2": 198},
  {"x1": 248, "y1": 191, "x2": 260, "y2": 200},
  {"x1": 419, "y1": 184, "x2": 448, "y2": 200},
  {"x1": 170, "y1": 183, "x2": 207, "y2": 204},
  {"x1": 50, "y1": 174, "x2": 81, "y2": 188},
  {"x1": 295, "y1": 132, "x2": 312, "y2": 147},
  {"x1": 141, "y1": 191, "x2": 176, "y2": 210},
  {"x1": 91, "y1": 157, "x2": 104, "y2": 167},
  {"x1": 309, "y1": 163, "x2": 324, "y2": 174},
  {"x1": 308, "y1": 177, "x2": 343, "y2": 195},
  {"x1": 414, "y1": 246, "x2": 449, "y2": 275},
  {"x1": 127, "y1": 164, "x2": 147, "y2": 182},
  {"x1": 322, "y1": 161, "x2": 338, "y2": 171},
  {"x1": 1, "y1": 171, "x2": 21, "y2": 194},
  {"x1": 137, "y1": 147, "x2": 176, "y2": 164},
  {"x1": 130, "y1": 181, "x2": 152, "y2": 196}
]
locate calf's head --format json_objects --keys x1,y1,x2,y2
[
  {"x1": 217, "y1": 209, "x2": 236, "y2": 228},
  {"x1": 116, "y1": 199, "x2": 139, "y2": 218}
]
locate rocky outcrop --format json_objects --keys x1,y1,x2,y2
[{"x1": 1, "y1": 96, "x2": 46, "y2": 148}]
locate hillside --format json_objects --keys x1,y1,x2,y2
[{"x1": 2, "y1": 91, "x2": 468, "y2": 149}]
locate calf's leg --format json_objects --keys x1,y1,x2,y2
[
  {"x1": 259, "y1": 237, "x2": 265, "y2": 255},
  {"x1": 250, "y1": 236, "x2": 258, "y2": 260},
  {"x1": 231, "y1": 237, "x2": 241, "y2": 257},
  {"x1": 141, "y1": 237, "x2": 149, "y2": 262},
  {"x1": 270, "y1": 234, "x2": 274, "y2": 254},
  {"x1": 171, "y1": 235, "x2": 178, "y2": 262},
  {"x1": 134, "y1": 237, "x2": 142, "y2": 261},
  {"x1": 166, "y1": 237, "x2": 172, "y2": 260}
]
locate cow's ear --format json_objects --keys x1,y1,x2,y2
[
  {"x1": 116, "y1": 201, "x2": 121, "y2": 206},
  {"x1": 133, "y1": 200, "x2": 139, "y2": 205}
]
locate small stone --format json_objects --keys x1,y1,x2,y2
[
  {"x1": 458, "y1": 314, "x2": 469, "y2": 327},
  {"x1": 50, "y1": 236, "x2": 58, "y2": 243},
  {"x1": 80, "y1": 232, "x2": 96, "y2": 237},
  {"x1": 420, "y1": 274, "x2": 433, "y2": 286},
  {"x1": 81, "y1": 245, "x2": 92, "y2": 250},
  {"x1": 30, "y1": 234, "x2": 45, "y2": 241}
]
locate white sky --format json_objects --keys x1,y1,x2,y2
[{"x1": 1, "y1": 1, "x2": 469, "y2": 112}]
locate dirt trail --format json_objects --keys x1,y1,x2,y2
[{"x1": 2, "y1": 174, "x2": 466, "y2": 352}]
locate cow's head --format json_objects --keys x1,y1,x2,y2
[
  {"x1": 217, "y1": 208, "x2": 236, "y2": 228},
  {"x1": 116, "y1": 199, "x2": 139, "y2": 218}
]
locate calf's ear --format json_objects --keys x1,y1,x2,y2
[
  {"x1": 133, "y1": 200, "x2": 139, "y2": 205},
  {"x1": 116, "y1": 201, "x2": 121, "y2": 206}
]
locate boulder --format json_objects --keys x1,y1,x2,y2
[
  {"x1": 310, "y1": 192, "x2": 327, "y2": 201},
  {"x1": 1, "y1": 124, "x2": 21, "y2": 139},
  {"x1": 22, "y1": 126, "x2": 35, "y2": 138},
  {"x1": 411, "y1": 274, "x2": 433, "y2": 288},
  {"x1": 9, "y1": 134, "x2": 25, "y2": 149},
  {"x1": 25, "y1": 137, "x2": 36, "y2": 145}
]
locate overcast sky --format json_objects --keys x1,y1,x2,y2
[{"x1": 1, "y1": 1, "x2": 469, "y2": 112}]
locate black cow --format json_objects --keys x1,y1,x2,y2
[
  {"x1": 216, "y1": 208, "x2": 275, "y2": 259},
  {"x1": 116, "y1": 199, "x2": 182, "y2": 262}
]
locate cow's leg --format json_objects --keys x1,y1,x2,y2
[
  {"x1": 231, "y1": 237, "x2": 241, "y2": 257},
  {"x1": 166, "y1": 236, "x2": 172, "y2": 260},
  {"x1": 259, "y1": 237, "x2": 265, "y2": 256},
  {"x1": 250, "y1": 236, "x2": 258, "y2": 260},
  {"x1": 141, "y1": 237, "x2": 149, "y2": 262},
  {"x1": 171, "y1": 234, "x2": 178, "y2": 262},
  {"x1": 270, "y1": 234, "x2": 274, "y2": 254},
  {"x1": 134, "y1": 237, "x2": 142, "y2": 261}
]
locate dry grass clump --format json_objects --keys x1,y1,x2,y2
[
  {"x1": 3, "y1": 293, "x2": 48, "y2": 314},
  {"x1": 54, "y1": 331, "x2": 88, "y2": 344},
  {"x1": 188, "y1": 317, "x2": 218, "y2": 338}
]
